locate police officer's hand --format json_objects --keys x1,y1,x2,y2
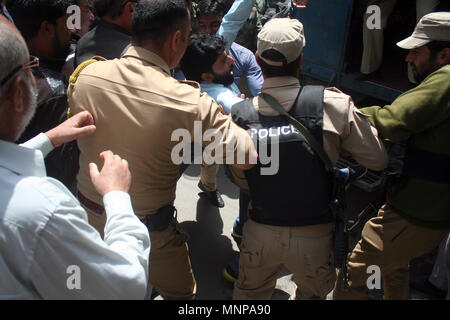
[
  {"x1": 89, "y1": 151, "x2": 132, "y2": 196},
  {"x1": 45, "y1": 111, "x2": 96, "y2": 147}
]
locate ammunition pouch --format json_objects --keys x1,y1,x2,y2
[
  {"x1": 383, "y1": 140, "x2": 450, "y2": 188},
  {"x1": 382, "y1": 140, "x2": 408, "y2": 189},
  {"x1": 403, "y1": 145, "x2": 450, "y2": 184},
  {"x1": 142, "y1": 205, "x2": 177, "y2": 232}
]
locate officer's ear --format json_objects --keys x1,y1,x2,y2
[
  {"x1": 200, "y1": 72, "x2": 214, "y2": 83},
  {"x1": 171, "y1": 29, "x2": 183, "y2": 51},
  {"x1": 38, "y1": 20, "x2": 56, "y2": 43},
  {"x1": 436, "y1": 47, "x2": 450, "y2": 66},
  {"x1": 123, "y1": 1, "x2": 136, "y2": 15}
]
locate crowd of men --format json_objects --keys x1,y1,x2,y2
[{"x1": 0, "y1": 0, "x2": 448, "y2": 300}]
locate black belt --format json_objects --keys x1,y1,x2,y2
[
  {"x1": 142, "y1": 205, "x2": 177, "y2": 232},
  {"x1": 78, "y1": 191, "x2": 104, "y2": 215},
  {"x1": 78, "y1": 191, "x2": 177, "y2": 232}
]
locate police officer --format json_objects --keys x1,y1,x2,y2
[
  {"x1": 334, "y1": 12, "x2": 450, "y2": 300},
  {"x1": 230, "y1": 18, "x2": 388, "y2": 300},
  {"x1": 69, "y1": 0, "x2": 257, "y2": 300},
  {"x1": 74, "y1": 0, "x2": 136, "y2": 67}
]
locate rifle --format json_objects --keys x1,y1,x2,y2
[{"x1": 332, "y1": 158, "x2": 385, "y2": 289}]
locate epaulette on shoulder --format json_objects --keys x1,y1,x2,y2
[
  {"x1": 67, "y1": 56, "x2": 106, "y2": 118},
  {"x1": 180, "y1": 79, "x2": 200, "y2": 89}
]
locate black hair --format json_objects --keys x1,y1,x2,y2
[
  {"x1": 132, "y1": 0, "x2": 190, "y2": 46},
  {"x1": 426, "y1": 40, "x2": 450, "y2": 61},
  {"x1": 75, "y1": 0, "x2": 91, "y2": 5},
  {"x1": 196, "y1": 0, "x2": 227, "y2": 18},
  {"x1": 256, "y1": 49, "x2": 301, "y2": 78},
  {"x1": 7, "y1": 0, "x2": 73, "y2": 41},
  {"x1": 93, "y1": 0, "x2": 130, "y2": 19},
  {"x1": 180, "y1": 33, "x2": 225, "y2": 83}
]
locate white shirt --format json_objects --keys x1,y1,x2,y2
[{"x1": 0, "y1": 133, "x2": 150, "y2": 299}]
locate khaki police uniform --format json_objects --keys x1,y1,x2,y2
[
  {"x1": 69, "y1": 46, "x2": 253, "y2": 300},
  {"x1": 233, "y1": 76, "x2": 388, "y2": 300}
]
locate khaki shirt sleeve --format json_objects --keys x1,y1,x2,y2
[
  {"x1": 195, "y1": 92, "x2": 256, "y2": 166},
  {"x1": 324, "y1": 88, "x2": 388, "y2": 171}
]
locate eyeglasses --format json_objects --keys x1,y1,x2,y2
[{"x1": 0, "y1": 55, "x2": 39, "y2": 87}]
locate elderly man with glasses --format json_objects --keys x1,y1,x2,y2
[
  {"x1": 0, "y1": 15, "x2": 151, "y2": 300},
  {"x1": 7, "y1": 0, "x2": 82, "y2": 194}
]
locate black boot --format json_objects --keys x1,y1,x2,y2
[{"x1": 198, "y1": 181, "x2": 225, "y2": 208}]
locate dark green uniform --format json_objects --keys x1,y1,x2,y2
[{"x1": 361, "y1": 65, "x2": 450, "y2": 228}]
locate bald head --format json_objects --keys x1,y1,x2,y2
[
  {"x1": 0, "y1": 14, "x2": 24, "y2": 46},
  {"x1": 0, "y1": 12, "x2": 13, "y2": 26},
  {"x1": 0, "y1": 16, "x2": 29, "y2": 98},
  {"x1": 0, "y1": 15, "x2": 37, "y2": 142}
]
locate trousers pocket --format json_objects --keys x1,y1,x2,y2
[
  {"x1": 240, "y1": 235, "x2": 263, "y2": 268},
  {"x1": 304, "y1": 251, "x2": 336, "y2": 298}
]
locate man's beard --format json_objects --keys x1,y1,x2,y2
[
  {"x1": 409, "y1": 60, "x2": 440, "y2": 83},
  {"x1": 212, "y1": 66, "x2": 235, "y2": 87},
  {"x1": 17, "y1": 79, "x2": 38, "y2": 139},
  {"x1": 53, "y1": 32, "x2": 71, "y2": 62}
]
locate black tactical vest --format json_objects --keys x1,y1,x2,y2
[{"x1": 231, "y1": 86, "x2": 333, "y2": 226}]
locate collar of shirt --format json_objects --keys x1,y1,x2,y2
[
  {"x1": 0, "y1": 139, "x2": 46, "y2": 178},
  {"x1": 254, "y1": 76, "x2": 300, "y2": 115},
  {"x1": 261, "y1": 76, "x2": 300, "y2": 91},
  {"x1": 122, "y1": 46, "x2": 171, "y2": 76}
]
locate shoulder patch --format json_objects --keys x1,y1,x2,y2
[{"x1": 67, "y1": 56, "x2": 107, "y2": 117}]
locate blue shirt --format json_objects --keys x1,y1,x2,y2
[
  {"x1": 201, "y1": 81, "x2": 243, "y2": 114},
  {"x1": 229, "y1": 42, "x2": 263, "y2": 97},
  {"x1": 200, "y1": 0, "x2": 261, "y2": 113},
  {"x1": 218, "y1": 0, "x2": 257, "y2": 51}
]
